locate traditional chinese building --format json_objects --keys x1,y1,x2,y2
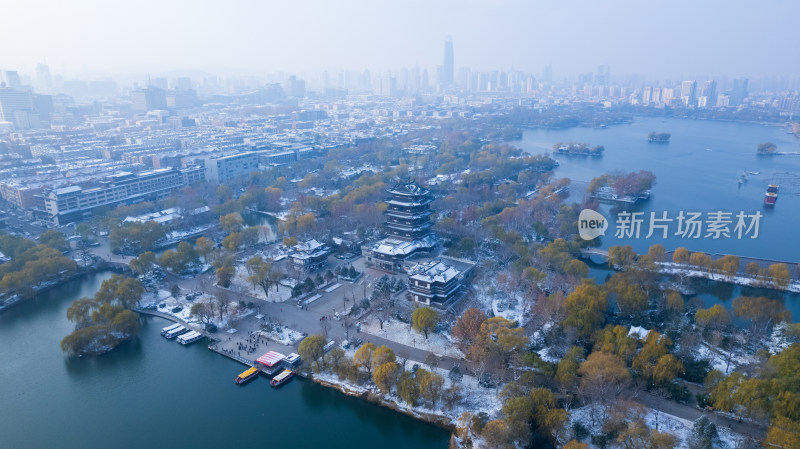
[
  {"x1": 289, "y1": 239, "x2": 329, "y2": 271},
  {"x1": 384, "y1": 183, "x2": 435, "y2": 241},
  {"x1": 363, "y1": 181, "x2": 438, "y2": 272},
  {"x1": 407, "y1": 257, "x2": 475, "y2": 307}
]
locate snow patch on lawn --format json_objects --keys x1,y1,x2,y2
[
  {"x1": 569, "y1": 405, "x2": 744, "y2": 449},
  {"x1": 230, "y1": 264, "x2": 292, "y2": 303},
  {"x1": 361, "y1": 318, "x2": 465, "y2": 359}
]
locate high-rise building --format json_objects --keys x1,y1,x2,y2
[
  {"x1": 698, "y1": 80, "x2": 717, "y2": 109},
  {"x1": 652, "y1": 87, "x2": 662, "y2": 104},
  {"x1": 543, "y1": 65, "x2": 553, "y2": 83},
  {"x1": 442, "y1": 36, "x2": 454, "y2": 87},
  {"x1": 643, "y1": 86, "x2": 652, "y2": 105},
  {"x1": 680, "y1": 80, "x2": 697, "y2": 106},
  {"x1": 284, "y1": 75, "x2": 306, "y2": 98},
  {"x1": 730, "y1": 78, "x2": 749, "y2": 105},
  {"x1": 35, "y1": 64, "x2": 53, "y2": 94},
  {"x1": 0, "y1": 86, "x2": 37, "y2": 129},
  {"x1": 3, "y1": 71, "x2": 22, "y2": 89},
  {"x1": 132, "y1": 86, "x2": 167, "y2": 112},
  {"x1": 149, "y1": 77, "x2": 168, "y2": 90}
]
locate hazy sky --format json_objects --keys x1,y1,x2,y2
[{"x1": 2, "y1": 0, "x2": 798, "y2": 80}]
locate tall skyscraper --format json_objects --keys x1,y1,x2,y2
[
  {"x1": 132, "y1": 86, "x2": 167, "y2": 112},
  {"x1": 442, "y1": 36, "x2": 454, "y2": 87},
  {"x1": 699, "y1": 80, "x2": 717, "y2": 108},
  {"x1": 730, "y1": 78, "x2": 749, "y2": 105},
  {"x1": 36, "y1": 64, "x2": 53, "y2": 94},
  {"x1": 0, "y1": 86, "x2": 37, "y2": 129},
  {"x1": 680, "y1": 80, "x2": 697, "y2": 106},
  {"x1": 3, "y1": 71, "x2": 22, "y2": 89}
]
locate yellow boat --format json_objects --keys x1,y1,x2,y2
[{"x1": 236, "y1": 366, "x2": 259, "y2": 385}]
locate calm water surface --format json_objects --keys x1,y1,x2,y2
[
  {"x1": 0, "y1": 272, "x2": 449, "y2": 449},
  {"x1": 515, "y1": 117, "x2": 800, "y2": 262}
]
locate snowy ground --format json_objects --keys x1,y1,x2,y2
[
  {"x1": 231, "y1": 265, "x2": 292, "y2": 303},
  {"x1": 473, "y1": 284, "x2": 529, "y2": 326},
  {"x1": 314, "y1": 361, "x2": 503, "y2": 425},
  {"x1": 569, "y1": 405, "x2": 744, "y2": 449},
  {"x1": 659, "y1": 262, "x2": 800, "y2": 293},
  {"x1": 259, "y1": 326, "x2": 304, "y2": 346},
  {"x1": 693, "y1": 342, "x2": 755, "y2": 375},
  {"x1": 767, "y1": 322, "x2": 796, "y2": 355},
  {"x1": 361, "y1": 318, "x2": 465, "y2": 359},
  {"x1": 141, "y1": 288, "x2": 254, "y2": 329}
]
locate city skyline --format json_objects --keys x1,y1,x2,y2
[{"x1": 2, "y1": 0, "x2": 799, "y2": 79}]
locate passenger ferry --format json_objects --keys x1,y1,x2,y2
[
  {"x1": 177, "y1": 331, "x2": 203, "y2": 345},
  {"x1": 161, "y1": 323, "x2": 181, "y2": 336},
  {"x1": 270, "y1": 369, "x2": 295, "y2": 387},
  {"x1": 236, "y1": 367, "x2": 259, "y2": 385},
  {"x1": 164, "y1": 326, "x2": 188, "y2": 339}
]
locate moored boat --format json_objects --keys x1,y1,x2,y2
[
  {"x1": 164, "y1": 326, "x2": 188, "y2": 339},
  {"x1": 161, "y1": 323, "x2": 181, "y2": 336},
  {"x1": 765, "y1": 192, "x2": 777, "y2": 206},
  {"x1": 270, "y1": 369, "x2": 295, "y2": 387},
  {"x1": 177, "y1": 330, "x2": 203, "y2": 345},
  {"x1": 236, "y1": 366, "x2": 259, "y2": 385}
]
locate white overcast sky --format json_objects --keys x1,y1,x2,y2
[{"x1": 2, "y1": 0, "x2": 798, "y2": 79}]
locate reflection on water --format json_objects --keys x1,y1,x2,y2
[{"x1": 0, "y1": 272, "x2": 449, "y2": 449}]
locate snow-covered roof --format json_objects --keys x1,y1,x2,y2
[
  {"x1": 388, "y1": 182, "x2": 430, "y2": 196},
  {"x1": 371, "y1": 235, "x2": 436, "y2": 256},
  {"x1": 628, "y1": 326, "x2": 651, "y2": 340},
  {"x1": 409, "y1": 260, "x2": 461, "y2": 284},
  {"x1": 293, "y1": 239, "x2": 324, "y2": 253},
  {"x1": 53, "y1": 185, "x2": 81, "y2": 195}
]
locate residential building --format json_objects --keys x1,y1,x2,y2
[
  {"x1": 680, "y1": 80, "x2": 697, "y2": 106},
  {"x1": 200, "y1": 152, "x2": 258, "y2": 183}
]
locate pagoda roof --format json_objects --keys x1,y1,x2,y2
[{"x1": 388, "y1": 182, "x2": 430, "y2": 197}]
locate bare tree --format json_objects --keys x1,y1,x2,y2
[{"x1": 319, "y1": 318, "x2": 331, "y2": 338}]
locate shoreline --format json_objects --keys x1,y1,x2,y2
[
  {"x1": 0, "y1": 264, "x2": 122, "y2": 313},
  {"x1": 311, "y1": 375, "x2": 456, "y2": 432},
  {"x1": 134, "y1": 309, "x2": 457, "y2": 436}
]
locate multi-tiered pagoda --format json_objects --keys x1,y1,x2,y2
[
  {"x1": 384, "y1": 183, "x2": 434, "y2": 241},
  {"x1": 363, "y1": 181, "x2": 438, "y2": 272}
]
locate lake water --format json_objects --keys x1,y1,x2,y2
[
  {"x1": 0, "y1": 272, "x2": 449, "y2": 449},
  {"x1": 515, "y1": 117, "x2": 800, "y2": 263}
]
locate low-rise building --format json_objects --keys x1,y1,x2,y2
[
  {"x1": 39, "y1": 166, "x2": 203, "y2": 225},
  {"x1": 289, "y1": 239, "x2": 330, "y2": 271},
  {"x1": 200, "y1": 152, "x2": 258, "y2": 183},
  {"x1": 407, "y1": 257, "x2": 475, "y2": 307}
]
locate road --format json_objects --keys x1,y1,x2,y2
[{"x1": 634, "y1": 390, "x2": 766, "y2": 439}]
